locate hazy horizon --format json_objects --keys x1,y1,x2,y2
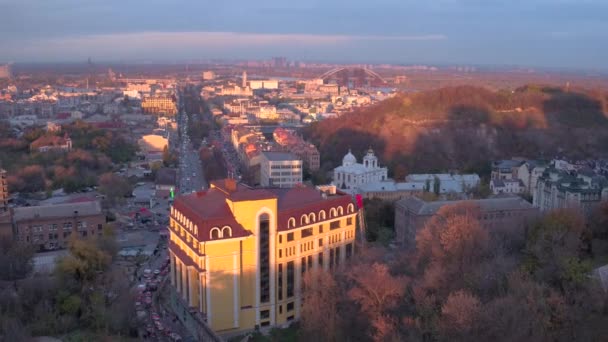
[{"x1": 1, "y1": 0, "x2": 608, "y2": 70}]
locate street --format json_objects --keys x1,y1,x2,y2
[{"x1": 176, "y1": 87, "x2": 208, "y2": 195}]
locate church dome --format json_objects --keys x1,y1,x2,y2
[{"x1": 342, "y1": 149, "x2": 357, "y2": 166}]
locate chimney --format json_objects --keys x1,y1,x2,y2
[{"x1": 225, "y1": 178, "x2": 237, "y2": 193}]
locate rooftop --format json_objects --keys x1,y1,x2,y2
[
  {"x1": 397, "y1": 196, "x2": 535, "y2": 216},
  {"x1": 13, "y1": 200, "x2": 102, "y2": 221},
  {"x1": 261, "y1": 151, "x2": 300, "y2": 162},
  {"x1": 172, "y1": 179, "x2": 354, "y2": 241}
]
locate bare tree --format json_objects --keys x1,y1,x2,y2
[{"x1": 300, "y1": 270, "x2": 342, "y2": 342}]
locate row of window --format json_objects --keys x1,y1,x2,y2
[
  {"x1": 287, "y1": 205, "x2": 355, "y2": 229},
  {"x1": 270, "y1": 171, "x2": 301, "y2": 177},
  {"x1": 28, "y1": 221, "x2": 91, "y2": 232},
  {"x1": 270, "y1": 165, "x2": 300, "y2": 170}
]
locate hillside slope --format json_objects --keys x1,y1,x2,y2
[{"x1": 304, "y1": 85, "x2": 608, "y2": 178}]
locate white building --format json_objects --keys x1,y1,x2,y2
[
  {"x1": 533, "y1": 166, "x2": 608, "y2": 216},
  {"x1": 333, "y1": 148, "x2": 388, "y2": 194},
  {"x1": 248, "y1": 80, "x2": 279, "y2": 90},
  {"x1": 405, "y1": 173, "x2": 480, "y2": 194},
  {"x1": 490, "y1": 179, "x2": 525, "y2": 195},
  {"x1": 260, "y1": 152, "x2": 303, "y2": 188},
  {"x1": 516, "y1": 160, "x2": 547, "y2": 193}
]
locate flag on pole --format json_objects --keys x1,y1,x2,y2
[{"x1": 355, "y1": 194, "x2": 363, "y2": 209}]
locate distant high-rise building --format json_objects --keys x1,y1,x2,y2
[
  {"x1": 242, "y1": 71, "x2": 248, "y2": 88},
  {"x1": 0, "y1": 168, "x2": 11, "y2": 240},
  {"x1": 272, "y1": 57, "x2": 288, "y2": 68},
  {"x1": 0, "y1": 64, "x2": 11, "y2": 79},
  {"x1": 202, "y1": 71, "x2": 216, "y2": 81},
  {"x1": 0, "y1": 169, "x2": 8, "y2": 213},
  {"x1": 108, "y1": 68, "x2": 116, "y2": 81}
]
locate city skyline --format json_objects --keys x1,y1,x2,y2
[{"x1": 1, "y1": 0, "x2": 608, "y2": 70}]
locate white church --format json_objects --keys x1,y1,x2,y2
[{"x1": 333, "y1": 148, "x2": 388, "y2": 193}]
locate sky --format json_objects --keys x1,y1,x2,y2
[{"x1": 1, "y1": 0, "x2": 607, "y2": 69}]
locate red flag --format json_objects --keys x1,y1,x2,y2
[{"x1": 356, "y1": 194, "x2": 363, "y2": 209}]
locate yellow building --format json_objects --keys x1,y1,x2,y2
[
  {"x1": 141, "y1": 96, "x2": 177, "y2": 116},
  {"x1": 169, "y1": 179, "x2": 357, "y2": 334}
]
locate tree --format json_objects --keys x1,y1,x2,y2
[
  {"x1": 415, "y1": 202, "x2": 489, "y2": 293},
  {"x1": 0, "y1": 237, "x2": 34, "y2": 280},
  {"x1": 55, "y1": 238, "x2": 113, "y2": 287},
  {"x1": 433, "y1": 176, "x2": 441, "y2": 196},
  {"x1": 98, "y1": 172, "x2": 132, "y2": 206},
  {"x1": 347, "y1": 262, "x2": 408, "y2": 317},
  {"x1": 439, "y1": 290, "x2": 481, "y2": 341},
  {"x1": 300, "y1": 270, "x2": 343, "y2": 342},
  {"x1": 18, "y1": 165, "x2": 46, "y2": 193},
  {"x1": 589, "y1": 201, "x2": 608, "y2": 240},
  {"x1": 525, "y1": 209, "x2": 588, "y2": 290}
]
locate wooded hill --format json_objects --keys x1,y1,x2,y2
[{"x1": 304, "y1": 85, "x2": 608, "y2": 179}]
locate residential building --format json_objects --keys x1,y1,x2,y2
[
  {"x1": 260, "y1": 152, "x2": 303, "y2": 188},
  {"x1": 491, "y1": 159, "x2": 523, "y2": 180},
  {"x1": 142, "y1": 96, "x2": 177, "y2": 116},
  {"x1": 248, "y1": 80, "x2": 279, "y2": 90},
  {"x1": 0, "y1": 64, "x2": 11, "y2": 79},
  {"x1": 395, "y1": 196, "x2": 538, "y2": 248},
  {"x1": 0, "y1": 169, "x2": 9, "y2": 239},
  {"x1": 273, "y1": 128, "x2": 320, "y2": 171},
  {"x1": 490, "y1": 179, "x2": 525, "y2": 195},
  {"x1": 405, "y1": 173, "x2": 480, "y2": 194},
  {"x1": 333, "y1": 148, "x2": 388, "y2": 194},
  {"x1": 533, "y1": 166, "x2": 608, "y2": 216},
  {"x1": 356, "y1": 180, "x2": 424, "y2": 202},
  {"x1": 13, "y1": 200, "x2": 105, "y2": 251},
  {"x1": 30, "y1": 134, "x2": 72, "y2": 153},
  {"x1": 516, "y1": 160, "x2": 547, "y2": 193},
  {"x1": 202, "y1": 71, "x2": 216, "y2": 81},
  {"x1": 168, "y1": 180, "x2": 357, "y2": 334}
]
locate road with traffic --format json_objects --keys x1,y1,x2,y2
[{"x1": 176, "y1": 87, "x2": 207, "y2": 195}]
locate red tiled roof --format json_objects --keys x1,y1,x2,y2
[
  {"x1": 172, "y1": 179, "x2": 356, "y2": 240},
  {"x1": 30, "y1": 134, "x2": 69, "y2": 149}
]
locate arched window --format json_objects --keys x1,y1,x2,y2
[
  {"x1": 319, "y1": 210, "x2": 326, "y2": 221},
  {"x1": 210, "y1": 227, "x2": 221, "y2": 239},
  {"x1": 288, "y1": 217, "x2": 296, "y2": 228},
  {"x1": 337, "y1": 206, "x2": 344, "y2": 216},
  {"x1": 222, "y1": 226, "x2": 232, "y2": 238},
  {"x1": 170, "y1": 207, "x2": 174, "y2": 216},
  {"x1": 301, "y1": 215, "x2": 309, "y2": 226},
  {"x1": 194, "y1": 225, "x2": 198, "y2": 235},
  {"x1": 330, "y1": 208, "x2": 337, "y2": 218},
  {"x1": 347, "y1": 203, "x2": 355, "y2": 213},
  {"x1": 308, "y1": 212, "x2": 316, "y2": 223}
]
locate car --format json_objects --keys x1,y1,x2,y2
[
  {"x1": 153, "y1": 269, "x2": 161, "y2": 275},
  {"x1": 151, "y1": 313, "x2": 161, "y2": 321}
]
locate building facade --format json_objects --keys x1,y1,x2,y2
[
  {"x1": 168, "y1": 180, "x2": 357, "y2": 335},
  {"x1": 404, "y1": 173, "x2": 480, "y2": 194},
  {"x1": 142, "y1": 96, "x2": 177, "y2": 116},
  {"x1": 356, "y1": 180, "x2": 425, "y2": 202},
  {"x1": 272, "y1": 128, "x2": 320, "y2": 171},
  {"x1": 260, "y1": 152, "x2": 303, "y2": 188},
  {"x1": 12, "y1": 200, "x2": 106, "y2": 251},
  {"x1": 490, "y1": 179, "x2": 525, "y2": 195},
  {"x1": 533, "y1": 167, "x2": 608, "y2": 216},
  {"x1": 395, "y1": 196, "x2": 539, "y2": 249},
  {"x1": 30, "y1": 134, "x2": 72, "y2": 153},
  {"x1": 333, "y1": 148, "x2": 388, "y2": 194},
  {"x1": 0, "y1": 169, "x2": 10, "y2": 239}
]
